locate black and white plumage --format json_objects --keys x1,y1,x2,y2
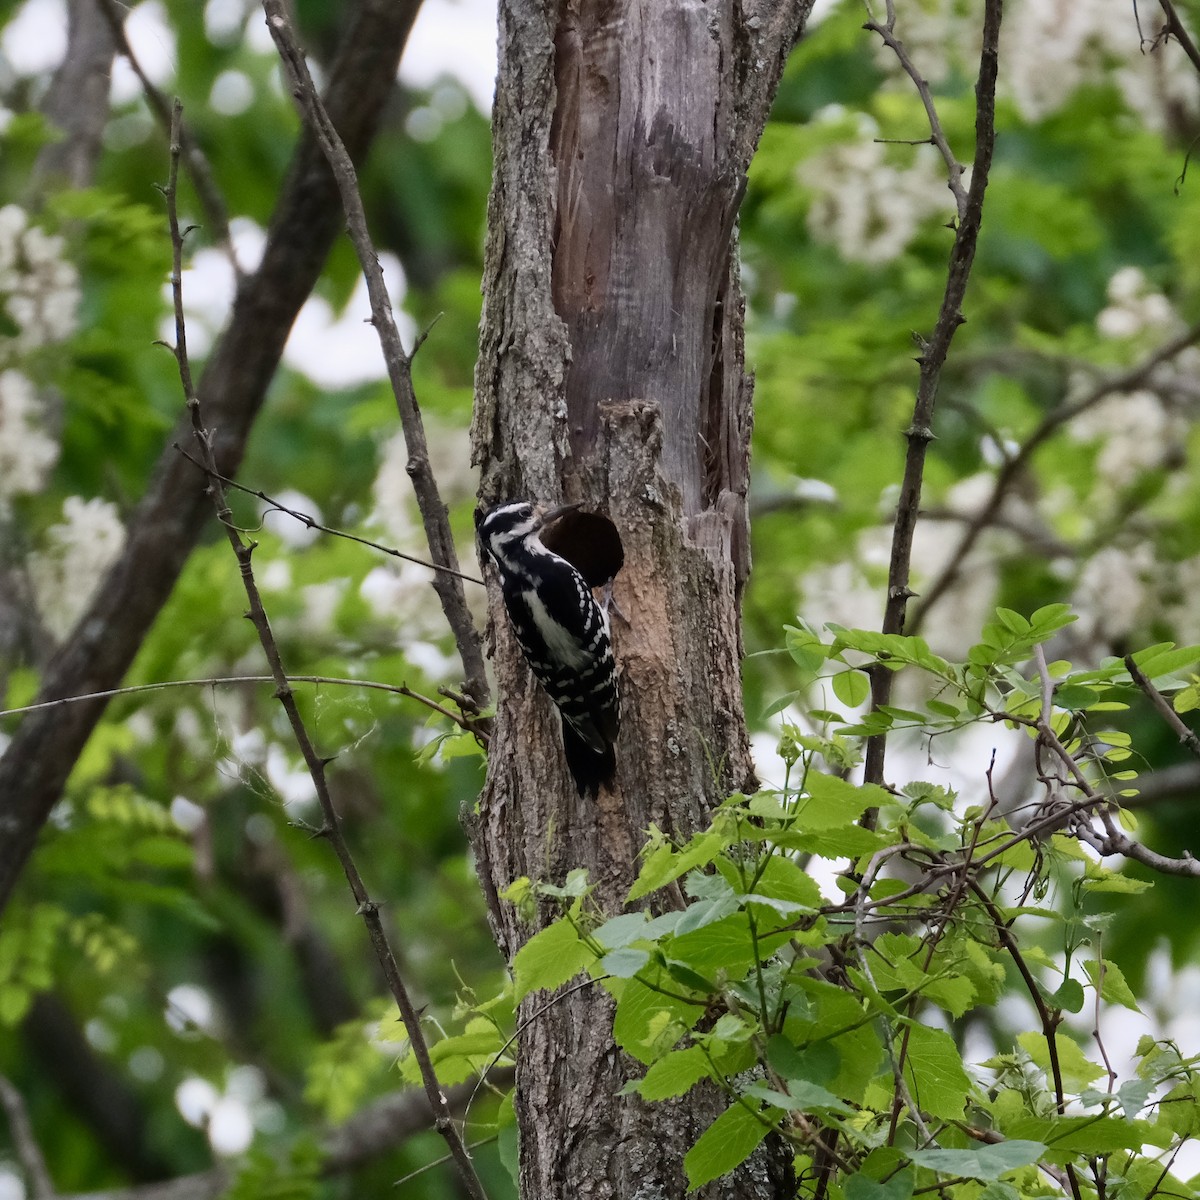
[{"x1": 476, "y1": 501, "x2": 620, "y2": 795}]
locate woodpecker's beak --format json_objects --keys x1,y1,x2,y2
[{"x1": 534, "y1": 502, "x2": 582, "y2": 531}]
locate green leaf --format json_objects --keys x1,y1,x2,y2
[
  {"x1": 601, "y1": 947, "x2": 651, "y2": 978},
  {"x1": 1051, "y1": 978, "x2": 1085, "y2": 1014},
  {"x1": 1132, "y1": 643, "x2": 1200, "y2": 679},
  {"x1": 670, "y1": 913, "x2": 792, "y2": 975},
  {"x1": 612, "y1": 971, "x2": 704, "y2": 1065},
  {"x1": 1081, "y1": 959, "x2": 1140, "y2": 1012},
  {"x1": 766, "y1": 1033, "x2": 840, "y2": 1087},
  {"x1": 512, "y1": 919, "x2": 593, "y2": 1000},
  {"x1": 795, "y1": 772, "x2": 890, "y2": 830},
  {"x1": 902, "y1": 1023, "x2": 973, "y2": 1119},
  {"x1": 744, "y1": 1078, "x2": 852, "y2": 1113},
  {"x1": 906, "y1": 1140, "x2": 1045, "y2": 1180},
  {"x1": 1016, "y1": 1031, "x2": 1105, "y2": 1088},
  {"x1": 594, "y1": 913, "x2": 651, "y2": 949},
  {"x1": 832, "y1": 668, "x2": 871, "y2": 707},
  {"x1": 628, "y1": 831, "x2": 729, "y2": 902},
  {"x1": 629, "y1": 1045, "x2": 712, "y2": 1100},
  {"x1": 844, "y1": 1169, "x2": 914, "y2": 1200},
  {"x1": 1000, "y1": 1114, "x2": 1153, "y2": 1155},
  {"x1": 684, "y1": 1101, "x2": 772, "y2": 1189}
]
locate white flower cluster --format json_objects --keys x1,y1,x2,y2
[
  {"x1": 0, "y1": 368, "x2": 58, "y2": 499},
  {"x1": 1069, "y1": 268, "x2": 1200, "y2": 489},
  {"x1": 1096, "y1": 266, "x2": 1180, "y2": 341},
  {"x1": 800, "y1": 111, "x2": 954, "y2": 263},
  {"x1": 0, "y1": 203, "x2": 80, "y2": 504},
  {"x1": 873, "y1": 0, "x2": 1200, "y2": 131},
  {"x1": 28, "y1": 496, "x2": 127, "y2": 640},
  {"x1": 1003, "y1": 0, "x2": 1199, "y2": 129},
  {"x1": 0, "y1": 203, "x2": 80, "y2": 353}
]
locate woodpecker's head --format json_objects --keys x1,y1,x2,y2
[{"x1": 476, "y1": 501, "x2": 579, "y2": 572}]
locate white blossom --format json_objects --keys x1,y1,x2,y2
[
  {"x1": 800, "y1": 113, "x2": 953, "y2": 264},
  {"x1": 0, "y1": 205, "x2": 80, "y2": 353},
  {"x1": 1096, "y1": 267, "x2": 1181, "y2": 341},
  {"x1": 28, "y1": 496, "x2": 127, "y2": 640},
  {"x1": 1069, "y1": 385, "x2": 1187, "y2": 489},
  {"x1": 1072, "y1": 542, "x2": 1157, "y2": 645},
  {"x1": 0, "y1": 368, "x2": 59, "y2": 500},
  {"x1": 874, "y1": 0, "x2": 1200, "y2": 132}
]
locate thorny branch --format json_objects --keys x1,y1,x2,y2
[
  {"x1": 862, "y1": 1, "x2": 968, "y2": 218},
  {"x1": 261, "y1": 0, "x2": 488, "y2": 710},
  {"x1": 161, "y1": 101, "x2": 491, "y2": 1200},
  {"x1": 862, "y1": 0, "x2": 1003, "y2": 793}
]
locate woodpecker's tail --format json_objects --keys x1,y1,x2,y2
[{"x1": 562, "y1": 721, "x2": 616, "y2": 797}]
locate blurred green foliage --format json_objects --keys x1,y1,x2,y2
[{"x1": 1, "y1": 0, "x2": 1199, "y2": 1193}]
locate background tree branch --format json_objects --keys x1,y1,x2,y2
[{"x1": 0, "y1": 0, "x2": 424, "y2": 916}]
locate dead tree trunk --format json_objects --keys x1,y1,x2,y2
[{"x1": 469, "y1": 2, "x2": 813, "y2": 1196}]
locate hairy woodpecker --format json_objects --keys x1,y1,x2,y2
[{"x1": 476, "y1": 501, "x2": 620, "y2": 795}]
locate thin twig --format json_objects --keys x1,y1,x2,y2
[
  {"x1": 0, "y1": 1076, "x2": 56, "y2": 1200},
  {"x1": 1155, "y1": 0, "x2": 1200, "y2": 76},
  {"x1": 261, "y1": 0, "x2": 488, "y2": 709},
  {"x1": 173, "y1": 445, "x2": 484, "y2": 586},
  {"x1": 909, "y1": 321, "x2": 1200, "y2": 634},
  {"x1": 95, "y1": 0, "x2": 237, "y2": 273},
  {"x1": 0, "y1": 676, "x2": 488, "y2": 737},
  {"x1": 863, "y1": 7, "x2": 968, "y2": 219},
  {"x1": 1123, "y1": 654, "x2": 1200, "y2": 761},
  {"x1": 862, "y1": 0, "x2": 1003, "y2": 794},
  {"x1": 160, "y1": 100, "x2": 490, "y2": 1200}
]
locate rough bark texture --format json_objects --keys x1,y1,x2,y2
[{"x1": 470, "y1": 2, "x2": 813, "y2": 1196}]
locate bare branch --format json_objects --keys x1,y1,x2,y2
[
  {"x1": 174, "y1": 446, "x2": 484, "y2": 586},
  {"x1": 0, "y1": 0, "x2": 422, "y2": 917},
  {"x1": 94, "y1": 0, "x2": 237, "y2": 270},
  {"x1": 0, "y1": 1075, "x2": 56, "y2": 1200},
  {"x1": 862, "y1": 0, "x2": 1003, "y2": 793},
  {"x1": 161, "y1": 99, "x2": 490, "y2": 1200},
  {"x1": 1124, "y1": 654, "x2": 1200, "y2": 761},
  {"x1": 1154, "y1": 0, "x2": 1200, "y2": 77},
  {"x1": 910, "y1": 321, "x2": 1200, "y2": 633},
  {"x1": 262, "y1": 0, "x2": 488, "y2": 710},
  {"x1": 863, "y1": 9, "x2": 968, "y2": 218}
]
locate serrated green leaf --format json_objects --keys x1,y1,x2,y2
[
  {"x1": 1016, "y1": 1032, "x2": 1105, "y2": 1087},
  {"x1": 613, "y1": 971, "x2": 704, "y2": 1065},
  {"x1": 601, "y1": 947, "x2": 650, "y2": 978},
  {"x1": 906, "y1": 1140, "x2": 1045, "y2": 1179},
  {"x1": 844, "y1": 1169, "x2": 914, "y2": 1200},
  {"x1": 1001, "y1": 1113, "x2": 1153, "y2": 1155},
  {"x1": 795, "y1": 773, "x2": 890, "y2": 830},
  {"x1": 1081, "y1": 959, "x2": 1140, "y2": 1012},
  {"x1": 628, "y1": 831, "x2": 728, "y2": 902},
  {"x1": 631, "y1": 1045, "x2": 712, "y2": 1100},
  {"x1": 903, "y1": 1023, "x2": 973, "y2": 1119},
  {"x1": 684, "y1": 1100, "x2": 771, "y2": 1189},
  {"x1": 512, "y1": 919, "x2": 593, "y2": 1000}
]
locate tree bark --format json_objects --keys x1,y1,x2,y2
[{"x1": 470, "y1": 2, "x2": 812, "y2": 1196}]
